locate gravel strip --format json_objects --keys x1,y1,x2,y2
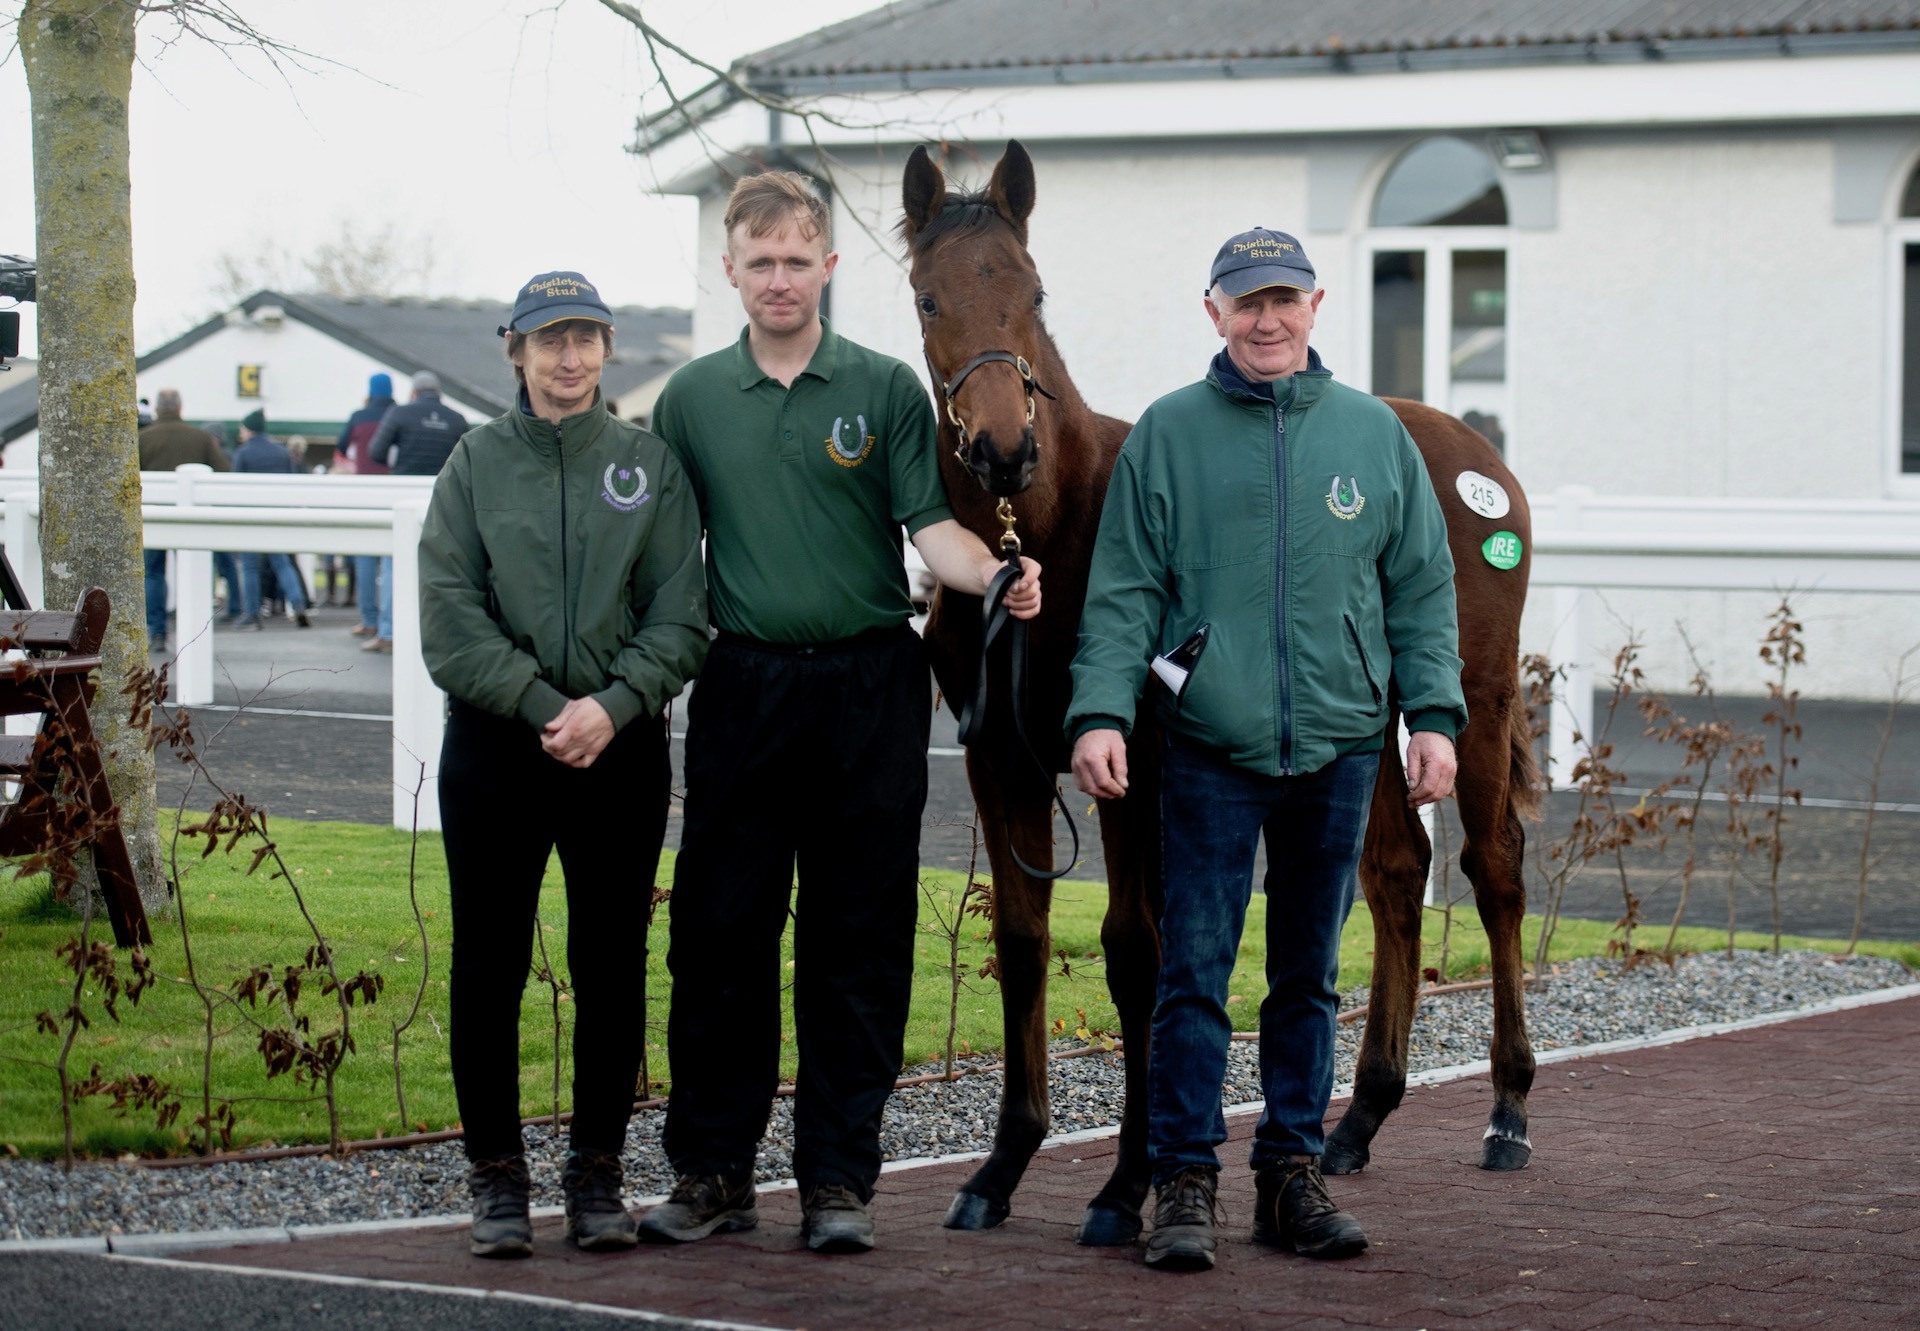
[{"x1": 1, "y1": 949, "x2": 1909, "y2": 1242}]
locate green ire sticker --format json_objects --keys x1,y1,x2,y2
[{"x1": 1482, "y1": 530, "x2": 1523, "y2": 570}]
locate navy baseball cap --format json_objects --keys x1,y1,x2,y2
[
  {"x1": 499, "y1": 271, "x2": 614, "y2": 337},
  {"x1": 1207, "y1": 228, "x2": 1317, "y2": 298}
]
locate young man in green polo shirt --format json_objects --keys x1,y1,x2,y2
[{"x1": 641, "y1": 170, "x2": 1040, "y2": 1254}]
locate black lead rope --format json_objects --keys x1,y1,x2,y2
[{"x1": 955, "y1": 555, "x2": 1081, "y2": 882}]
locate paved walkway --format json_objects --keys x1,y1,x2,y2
[{"x1": 159, "y1": 993, "x2": 1920, "y2": 1330}]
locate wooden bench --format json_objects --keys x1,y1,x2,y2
[{"x1": 0, "y1": 551, "x2": 150, "y2": 947}]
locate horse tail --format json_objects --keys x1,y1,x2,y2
[{"x1": 1507, "y1": 685, "x2": 1544, "y2": 821}]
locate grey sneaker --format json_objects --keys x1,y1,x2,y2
[
  {"x1": 1145, "y1": 1166, "x2": 1220, "y2": 1271},
  {"x1": 467, "y1": 1155, "x2": 532, "y2": 1258},
  {"x1": 637, "y1": 1172, "x2": 758, "y2": 1243},
  {"x1": 801, "y1": 1184, "x2": 875, "y2": 1254},
  {"x1": 563, "y1": 1152, "x2": 638, "y2": 1251},
  {"x1": 1253, "y1": 1157, "x2": 1369, "y2": 1258}
]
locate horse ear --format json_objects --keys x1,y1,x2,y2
[
  {"x1": 987, "y1": 140, "x2": 1036, "y2": 241},
  {"x1": 902, "y1": 145, "x2": 948, "y2": 244}
]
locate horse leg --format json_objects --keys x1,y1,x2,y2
[
  {"x1": 1459, "y1": 696, "x2": 1537, "y2": 1170},
  {"x1": 1323, "y1": 732, "x2": 1430, "y2": 1175},
  {"x1": 944, "y1": 754, "x2": 1057, "y2": 1230},
  {"x1": 1077, "y1": 731, "x2": 1162, "y2": 1246}
]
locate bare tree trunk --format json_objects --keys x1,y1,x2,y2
[{"x1": 22, "y1": 0, "x2": 168, "y2": 917}]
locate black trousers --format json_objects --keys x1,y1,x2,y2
[
  {"x1": 442, "y1": 698, "x2": 670, "y2": 1162},
  {"x1": 663, "y1": 627, "x2": 930, "y2": 1198}
]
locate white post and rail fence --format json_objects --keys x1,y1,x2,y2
[{"x1": 1, "y1": 470, "x2": 1917, "y2": 835}]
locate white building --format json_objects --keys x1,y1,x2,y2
[{"x1": 647, "y1": 0, "x2": 1920, "y2": 700}]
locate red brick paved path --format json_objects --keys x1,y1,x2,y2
[{"x1": 186, "y1": 997, "x2": 1920, "y2": 1329}]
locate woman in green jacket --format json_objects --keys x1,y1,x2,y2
[{"x1": 419, "y1": 271, "x2": 708, "y2": 1259}]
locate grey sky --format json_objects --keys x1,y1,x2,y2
[{"x1": 1, "y1": 0, "x2": 876, "y2": 360}]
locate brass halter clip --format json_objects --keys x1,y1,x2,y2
[{"x1": 995, "y1": 497, "x2": 1021, "y2": 558}]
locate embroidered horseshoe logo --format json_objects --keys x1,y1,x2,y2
[
  {"x1": 827, "y1": 414, "x2": 876, "y2": 468},
  {"x1": 1326, "y1": 474, "x2": 1366, "y2": 520}
]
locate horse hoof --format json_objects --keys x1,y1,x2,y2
[
  {"x1": 943, "y1": 1190, "x2": 1010, "y2": 1231},
  {"x1": 1076, "y1": 1204, "x2": 1143, "y2": 1247},
  {"x1": 1321, "y1": 1140, "x2": 1369, "y2": 1175},
  {"x1": 1481, "y1": 1135, "x2": 1532, "y2": 1171}
]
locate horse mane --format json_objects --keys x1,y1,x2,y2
[{"x1": 899, "y1": 189, "x2": 1007, "y2": 255}]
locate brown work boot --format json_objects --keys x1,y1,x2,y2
[
  {"x1": 801, "y1": 1184, "x2": 876, "y2": 1253},
  {"x1": 637, "y1": 1171, "x2": 758, "y2": 1243},
  {"x1": 1253, "y1": 1157, "x2": 1369, "y2": 1258},
  {"x1": 1144, "y1": 1166, "x2": 1220, "y2": 1271},
  {"x1": 562, "y1": 1151, "x2": 639, "y2": 1251}
]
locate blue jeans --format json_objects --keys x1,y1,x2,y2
[
  {"x1": 214, "y1": 552, "x2": 242, "y2": 617},
  {"x1": 1148, "y1": 740, "x2": 1380, "y2": 1181},
  {"x1": 142, "y1": 549, "x2": 168, "y2": 639},
  {"x1": 240, "y1": 552, "x2": 308, "y2": 620},
  {"x1": 354, "y1": 554, "x2": 381, "y2": 632},
  {"x1": 376, "y1": 555, "x2": 393, "y2": 638}
]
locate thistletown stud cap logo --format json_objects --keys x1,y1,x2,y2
[
  {"x1": 602, "y1": 462, "x2": 651, "y2": 512},
  {"x1": 1325, "y1": 475, "x2": 1366, "y2": 520}
]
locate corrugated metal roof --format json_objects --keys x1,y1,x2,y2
[{"x1": 741, "y1": 0, "x2": 1920, "y2": 80}]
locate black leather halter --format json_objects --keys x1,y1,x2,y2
[{"x1": 938, "y1": 351, "x2": 1057, "y2": 453}]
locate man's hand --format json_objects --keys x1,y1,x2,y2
[
  {"x1": 541, "y1": 697, "x2": 615, "y2": 769},
  {"x1": 978, "y1": 554, "x2": 1042, "y2": 620},
  {"x1": 1404, "y1": 731, "x2": 1457, "y2": 807},
  {"x1": 910, "y1": 519, "x2": 1041, "y2": 619},
  {"x1": 1072, "y1": 727, "x2": 1129, "y2": 800}
]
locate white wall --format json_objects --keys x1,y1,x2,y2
[
  {"x1": 686, "y1": 124, "x2": 1920, "y2": 700},
  {"x1": 1506, "y1": 126, "x2": 1916, "y2": 700}
]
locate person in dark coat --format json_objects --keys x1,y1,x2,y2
[
  {"x1": 362, "y1": 371, "x2": 468, "y2": 653},
  {"x1": 137, "y1": 389, "x2": 230, "y2": 652},
  {"x1": 338, "y1": 372, "x2": 397, "y2": 633},
  {"x1": 231, "y1": 409, "x2": 311, "y2": 631}
]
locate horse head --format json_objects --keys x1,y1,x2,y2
[{"x1": 901, "y1": 141, "x2": 1051, "y2": 499}]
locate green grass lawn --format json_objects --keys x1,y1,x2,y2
[{"x1": 1, "y1": 817, "x2": 1912, "y2": 1159}]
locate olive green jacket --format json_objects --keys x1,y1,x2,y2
[
  {"x1": 420, "y1": 395, "x2": 708, "y2": 732},
  {"x1": 1067, "y1": 351, "x2": 1466, "y2": 775}
]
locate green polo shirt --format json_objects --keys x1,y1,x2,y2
[{"x1": 653, "y1": 321, "x2": 953, "y2": 644}]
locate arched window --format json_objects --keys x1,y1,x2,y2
[
  {"x1": 1372, "y1": 136, "x2": 1511, "y2": 228},
  {"x1": 1899, "y1": 161, "x2": 1920, "y2": 481},
  {"x1": 1366, "y1": 137, "x2": 1513, "y2": 454}
]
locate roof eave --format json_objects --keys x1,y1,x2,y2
[{"x1": 743, "y1": 28, "x2": 1920, "y2": 97}]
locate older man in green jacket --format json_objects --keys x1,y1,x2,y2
[{"x1": 1067, "y1": 228, "x2": 1467, "y2": 1272}]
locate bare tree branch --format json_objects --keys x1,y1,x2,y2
[{"x1": 589, "y1": 0, "x2": 916, "y2": 266}]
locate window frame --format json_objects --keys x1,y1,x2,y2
[
  {"x1": 1887, "y1": 158, "x2": 1920, "y2": 497},
  {"x1": 1354, "y1": 225, "x2": 1516, "y2": 461}
]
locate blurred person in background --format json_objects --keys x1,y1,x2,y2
[{"x1": 137, "y1": 388, "x2": 228, "y2": 653}]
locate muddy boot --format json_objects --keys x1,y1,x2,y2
[
  {"x1": 467, "y1": 1155, "x2": 532, "y2": 1258},
  {"x1": 563, "y1": 1152, "x2": 639, "y2": 1251},
  {"x1": 637, "y1": 1172, "x2": 758, "y2": 1243}
]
